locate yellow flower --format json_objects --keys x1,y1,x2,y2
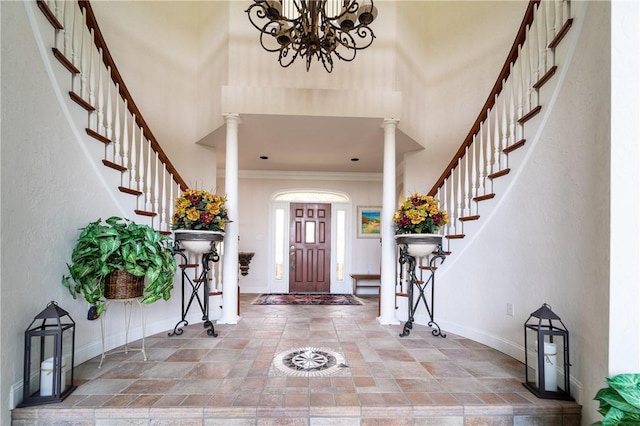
[{"x1": 186, "y1": 207, "x2": 200, "y2": 221}]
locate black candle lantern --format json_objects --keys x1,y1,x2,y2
[
  {"x1": 523, "y1": 303, "x2": 573, "y2": 400},
  {"x1": 19, "y1": 301, "x2": 76, "y2": 407}
]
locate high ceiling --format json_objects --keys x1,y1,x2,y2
[{"x1": 200, "y1": 114, "x2": 424, "y2": 174}]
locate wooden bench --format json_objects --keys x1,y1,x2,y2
[{"x1": 350, "y1": 274, "x2": 381, "y2": 294}]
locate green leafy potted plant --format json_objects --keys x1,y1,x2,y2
[
  {"x1": 594, "y1": 373, "x2": 640, "y2": 425},
  {"x1": 62, "y1": 216, "x2": 177, "y2": 318}
]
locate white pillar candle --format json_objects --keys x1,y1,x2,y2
[{"x1": 543, "y1": 342, "x2": 557, "y2": 391}]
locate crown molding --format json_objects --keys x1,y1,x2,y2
[{"x1": 217, "y1": 169, "x2": 383, "y2": 182}]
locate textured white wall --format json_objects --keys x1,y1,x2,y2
[
  {"x1": 0, "y1": 4, "x2": 208, "y2": 419},
  {"x1": 91, "y1": 1, "x2": 218, "y2": 190},
  {"x1": 221, "y1": 173, "x2": 383, "y2": 294},
  {"x1": 400, "y1": 1, "x2": 527, "y2": 193},
  {"x1": 431, "y1": 2, "x2": 611, "y2": 422}
]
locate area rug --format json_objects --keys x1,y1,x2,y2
[{"x1": 252, "y1": 293, "x2": 363, "y2": 305}]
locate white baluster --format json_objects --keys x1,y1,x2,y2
[
  {"x1": 463, "y1": 147, "x2": 470, "y2": 217},
  {"x1": 485, "y1": 111, "x2": 493, "y2": 179},
  {"x1": 96, "y1": 49, "x2": 104, "y2": 134},
  {"x1": 477, "y1": 121, "x2": 485, "y2": 196},
  {"x1": 79, "y1": 9, "x2": 89, "y2": 101},
  {"x1": 105, "y1": 67, "x2": 113, "y2": 142},
  {"x1": 145, "y1": 140, "x2": 152, "y2": 211},
  {"x1": 456, "y1": 160, "x2": 463, "y2": 224},
  {"x1": 530, "y1": 5, "x2": 540, "y2": 85},
  {"x1": 555, "y1": 0, "x2": 563, "y2": 34},
  {"x1": 528, "y1": 28, "x2": 538, "y2": 108},
  {"x1": 137, "y1": 128, "x2": 145, "y2": 206},
  {"x1": 441, "y1": 182, "x2": 449, "y2": 238},
  {"x1": 450, "y1": 172, "x2": 457, "y2": 234},
  {"x1": 121, "y1": 100, "x2": 130, "y2": 174},
  {"x1": 471, "y1": 135, "x2": 478, "y2": 206},
  {"x1": 516, "y1": 44, "x2": 524, "y2": 121},
  {"x1": 63, "y1": 0, "x2": 73, "y2": 61},
  {"x1": 153, "y1": 152, "x2": 160, "y2": 219},
  {"x1": 71, "y1": 4, "x2": 81, "y2": 91},
  {"x1": 169, "y1": 177, "x2": 175, "y2": 231},
  {"x1": 113, "y1": 88, "x2": 121, "y2": 165},
  {"x1": 161, "y1": 165, "x2": 168, "y2": 231},
  {"x1": 88, "y1": 30, "x2": 96, "y2": 128},
  {"x1": 493, "y1": 98, "x2": 501, "y2": 172},
  {"x1": 508, "y1": 65, "x2": 517, "y2": 145},
  {"x1": 545, "y1": 0, "x2": 557, "y2": 66},
  {"x1": 128, "y1": 113, "x2": 138, "y2": 189},
  {"x1": 500, "y1": 90, "x2": 508, "y2": 169},
  {"x1": 537, "y1": 1, "x2": 548, "y2": 75},
  {"x1": 53, "y1": 0, "x2": 63, "y2": 50}
]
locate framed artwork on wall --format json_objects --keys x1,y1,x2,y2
[{"x1": 357, "y1": 206, "x2": 381, "y2": 238}]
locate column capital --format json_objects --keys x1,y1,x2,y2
[
  {"x1": 382, "y1": 118, "x2": 400, "y2": 129},
  {"x1": 223, "y1": 113, "x2": 242, "y2": 124}
]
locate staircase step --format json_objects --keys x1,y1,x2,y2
[
  {"x1": 119, "y1": 186, "x2": 142, "y2": 196},
  {"x1": 504, "y1": 139, "x2": 526, "y2": 154},
  {"x1": 70, "y1": 92, "x2": 95, "y2": 112},
  {"x1": 37, "y1": 1, "x2": 63, "y2": 29},
  {"x1": 102, "y1": 160, "x2": 126, "y2": 172},
  {"x1": 473, "y1": 193, "x2": 495, "y2": 202},
  {"x1": 549, "y1": 19, "x2": 573, "y2": 49},
  {"x1": 446, "y1": 234, "x2": 465, "y2": 240},
  {"x1": 86, "y1": 128, "x2": 111, "y2": 144},
  {"x1": 488, "y1": 169, "x2": 510, "y2": 180},
  {"x1": 52, "y1": 48, "x2": 79, "y2": 74},
  {"x1": 460, "y1": 215, "x2": 480, "y2": 222},
  {"x1": 534, "y1": 66, "x2": 557, "y2": 89},
  {"x1": 134, "y1": 209, "x2": 157, "y2": 217},
  {"x1": 518, "y1": 105, "x2": 542, "y2": 124}
]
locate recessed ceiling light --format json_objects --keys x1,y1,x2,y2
[
  {"x1": 351, "y1": 158, "x2": 359, "y2": 162},
  {"x1": 260, "y1": 156, "x2": 269, "y2": 160}
]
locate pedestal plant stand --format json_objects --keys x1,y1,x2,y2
[
  {"x1": 395, "y1": 234, "x2": 446, "y2": 338},
  {"x1": 170, "y1": 230, "x2": 224, "y2": 337}
]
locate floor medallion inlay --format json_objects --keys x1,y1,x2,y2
[{"x1": 272, "y1": 347, "x2": 347, "y2": 377}]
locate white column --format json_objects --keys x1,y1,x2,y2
[
  {"x1": 378, "y1": 119, "x2": 400, "y2": 325},
  {"x1": 219, "y1": 113, "x2": 241, "y2": 324}
]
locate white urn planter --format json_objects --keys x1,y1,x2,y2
[
  {"x1": 395, "y1": 233, "x2": 442, "y2": 258},
  {"x1": 173, "y1": 230, "x2": 225, "y2": 254}
]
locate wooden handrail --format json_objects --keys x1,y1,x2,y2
[
  {"x1": 78, "y1": 0, "x2": 188, "y2": 192},
  {"x1": 428, "y1": 0, "x2": 540, "y2": 196}
]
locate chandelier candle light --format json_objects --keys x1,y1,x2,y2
[{"x1": 246, "y1": 0, "x2": 377, "y2": 72}]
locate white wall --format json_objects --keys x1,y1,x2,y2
[
  {"x1": 0, "y1": 3, "x2": 207, "y2": 420},
  {"x1": 222, "y1": 173, "x2": 383, "y2": 294},
  {"x1": 430, "y1": 2, "x2": 611, "y2": 423},
  {"x1": 91, "y1": 1, "x2": 218, "y2": 190},
  {"x1": 400, "y1": 1, "x2": 527, "y2": 193}
]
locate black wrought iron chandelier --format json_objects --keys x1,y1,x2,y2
[{"x1": 245, "y1": 0, "x2": 377, "y2": 73}]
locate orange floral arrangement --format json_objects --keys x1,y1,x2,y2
[{"x1": 172, "y1": 189, "x2": 229, "y2": 232}]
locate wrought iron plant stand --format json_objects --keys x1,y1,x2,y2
[
  {"x1": 396, "y1": 235, "x2": 447, "y2": 338},
  {"x1": 169, "y1": 232, "x2": 223, "y2": 338}
]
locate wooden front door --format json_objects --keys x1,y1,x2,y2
[{"x1": 289, "y1": 203, "x2": 331, "y2": 293}]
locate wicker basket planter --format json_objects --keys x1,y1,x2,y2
[{"x1": 105, "y1": 271, "x2": 144, "y2": 299}]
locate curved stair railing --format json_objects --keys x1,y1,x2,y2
[
  {"x1": 396, "y1": 0, "x2": 574, "y2": 298},
  {"x1": 33, "y1": 0, "x2": 225, "y2": 301},
  {"x1": 428, "y1": 0, "x2": 573, "y2": 253},
  {"x1": 36, "y1": 0, "x2": 187, "y2": 233}
]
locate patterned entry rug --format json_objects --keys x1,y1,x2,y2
[{"x1": 252, "y1": 293, "x2": 363, "y2": 305}]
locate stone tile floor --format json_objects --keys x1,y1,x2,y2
[{"x1": 12, "y1": 294, "x2": 581, "y2": 425}]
